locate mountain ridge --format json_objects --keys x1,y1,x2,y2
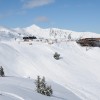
[{"x1": 0, "y1": 24, "x2": 100, "y2": 41}]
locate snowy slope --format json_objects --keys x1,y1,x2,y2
[
  {"x1": 0, "y1": 77, "x2": 80, "y2": 100},
  {"x1": 0, "y1": 26, "x2": 19, "y2": 41},
  {"x1": 0, "y1": 25, "x2": 100, "y2": 100}
]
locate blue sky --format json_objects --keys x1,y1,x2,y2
[{"x1": 0, "y1": 0, "x2": 100, "y2": 33}]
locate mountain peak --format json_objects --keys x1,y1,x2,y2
[{"x1": 26, "y1": 24, "x2": 41, "y2": 30}]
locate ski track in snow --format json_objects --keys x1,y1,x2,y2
[{"x1": 1, "y1": 91, "x2": 25, "y2": 100}]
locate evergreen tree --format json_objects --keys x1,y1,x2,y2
[
  {"x1": 0, "y1": 66, "x2": 4, "y2": 77},
  {"x1": 39, "y1": 76, "x2": 46, "y2": 95},
  {"x1": 54, "y1": 52, "x2": 60, "y2": 60},
  {"x1": 41, "y1": 77, "x2": 46, "y2": 88},
  {"x1": 45, "y1": 85, "x2": 53, "y2": 96},
  {"x1": 35, "y1": 76, "x2": 41, "y2": 93},
  {"x1": 35, "y1": 76, "x2": 53, "y2": 96},
  {"x1": 68, "y1": 33, "x2": 71, "y2": 40}
]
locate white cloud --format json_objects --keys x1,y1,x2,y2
[
  {"x1": 34, "y1": 16, "x2": 49, "y2": 22},
  {"x1": 23, "y1": 0, "x2": 55, "y2": 9}
]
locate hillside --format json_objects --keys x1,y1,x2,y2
[{"x1": 0, "y1": 25, "x2": 100, "y2": 100}]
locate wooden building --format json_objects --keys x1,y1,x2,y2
[
  {"x1": 23, "y1": 36, "x2": 37, "y2": 41},
  {"x1": 77, "y1": 38, "x2": 100, "y2": 47}
]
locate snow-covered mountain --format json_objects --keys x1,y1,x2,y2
[
  {"x1": 0, "y1": 25, "x2": 100, "y2": 100},
  {"x1": 1, "y1": 24, "x2": 100, "y2": 40}
]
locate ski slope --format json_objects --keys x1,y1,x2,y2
[
  {"x1": 0, "y1": 76, "x2": 81, "y2": 100},
  {"x1": 0, "y1": 25, "x2": 100, "y2": 100}
]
